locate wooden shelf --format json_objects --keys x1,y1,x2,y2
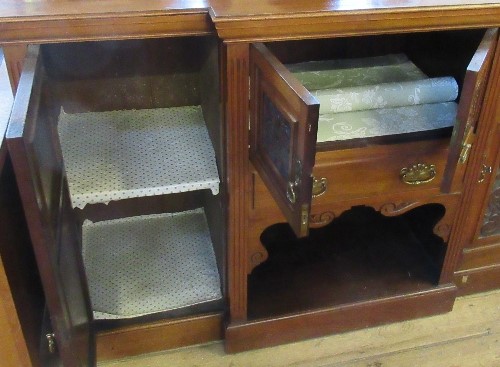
[{"x1": 58, "y1": 106, "x2": 220, "y2": 209}]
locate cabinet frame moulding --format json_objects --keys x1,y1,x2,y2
[
  {"x1": 212, "y1": 6, "x2": 500, "y2": 43},
  {"x1": 0, "y1": 12, "x2": 214, "y2": 44},
  {"x1": 224, "y1": 42, "x2": 251, "y2": 322},
  {"x1": 246, "y1": 189, "x2": 460, "y2": 274},
  {"x1": 225, "y1": 284, "x2": 457, "y2": 353},
  {"x1": 96, "y1": 313, "x2": 223, "y2": 361}
]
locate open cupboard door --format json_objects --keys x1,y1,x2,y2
[
  {"x1": 249, "y1": 43, "x2": 319, "y2": 238},
  {"x1": 6, "y1": 46, "x2": 95, "y2": 367},
  {"x1": 442, "y1": 28, "x2": 498, "y2": 193}
]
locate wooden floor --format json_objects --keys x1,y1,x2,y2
[{"x1": 100, "y1": 290, "x2": 500, "y2": 367}]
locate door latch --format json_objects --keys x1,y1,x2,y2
[
  {"x1": 478, "y1": 164, "x2": 493, "y2": 183},
  {"x1": 46, "y1": 333, "x2": 57, "y2": 354},
  {"x1": 286, "y1": 159, "x2": 302, "y2": 204}
]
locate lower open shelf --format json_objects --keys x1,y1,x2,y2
[
  {"x1": 248, "y1": 205, "x2": 446, "y2": 320},
  {"x1": 82, "y1": 208, "x2": 222, "y2": 321}
]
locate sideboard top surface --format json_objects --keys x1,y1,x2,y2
[
  {"x1": 0, "y1": 0, "x2": 499, "y2": 43},
  {"x1": 0, "y1": 0, "x2": 498, "y2": 18}
]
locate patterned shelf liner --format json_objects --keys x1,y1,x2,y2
[
  {"x1": 82, "y1": 209, "x2": 222, "y2": 320},
  {"x1": 58, "y1": 106, "x2": 220, "y2": 209},
  {"x1": 316, "y1": 102, "x2": 457, "y2": 142}
]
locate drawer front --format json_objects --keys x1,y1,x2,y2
[
  {"x1": 253, "y1": 139, "x2": 449, "y2": 211},
  {"x1": 311, "y1": 139, "x2": 449, "y2": 205}
]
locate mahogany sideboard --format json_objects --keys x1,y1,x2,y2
[{"x1": 0, "y1": 1, "x2": 499, "y2": 365}]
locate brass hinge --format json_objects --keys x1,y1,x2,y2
[
  {"x1": 459, "y1": 123, "x2": 474, "y2": 164},
  {"x1": 301, "y1": 204, "x2": 309, "y2": 235}
]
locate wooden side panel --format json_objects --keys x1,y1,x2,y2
[
  {"x1": 249, "y1": 43, "x2": 319, "y2": 238},
  {"x1": 6, "y1": 46, "x2": 95, "y2": 367},
  {"x1": 442, "y1": 28, "x2": 498, "y2": 193}
]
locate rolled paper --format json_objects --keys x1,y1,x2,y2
[{"x1": 316, "y1": 102, "x2": 457, "y2": 143}]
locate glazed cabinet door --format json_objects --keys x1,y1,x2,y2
[
  {"x1": 250, "y1": 43, "x2": 319, "y2": 238},
  {"x1": 6, "y1": 46, "x2": 95, "y2": 367},
  {"x1": 443, "y1": 28, "x2": 498, "y2": 192}
]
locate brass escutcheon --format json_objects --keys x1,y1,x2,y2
[
  {"x1": 312, "y1": 177, "x2": 328, "y2": 198},
  {"x1": 400, "y1": 163, "x2": 436, "y2": 185}
]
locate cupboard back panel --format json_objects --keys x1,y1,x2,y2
[
  {"x1": 40, "y1": 37, "x2": 213, "y2": 113},
  {"x1": 266, "y1": 29, "x2": 488, "y2": 94}
]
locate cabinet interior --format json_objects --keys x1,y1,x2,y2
[
  {"x1": 266, "y1": 29, "x2": 487, "y2": 150},
  {"x1": 248, "y1": 204, "x2": 447, "y2": 320},
  {"x1": 37, "y1": 36, "x2": 225, "y2": 327}
]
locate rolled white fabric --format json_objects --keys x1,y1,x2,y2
[
  {"x1": 312, "y1": 77, "x2": 459, "y2": 114},
  {"x1": 291, "y1": 60, "x2": 427, "y2": 91},
  {"x1": 287, "y1": 54, "x2": 412, "y2": 73}
]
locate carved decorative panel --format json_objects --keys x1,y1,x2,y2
[{"x1": 480, "y1": 165, "x2": 500, "y2": 237}]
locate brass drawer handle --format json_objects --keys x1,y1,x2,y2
[
  {"x1": 312, "y1": 177, "x2": 327, "y2": 197},
  {"x1": 400, "y1": 163, "x2": 436, "y2": 185}
]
